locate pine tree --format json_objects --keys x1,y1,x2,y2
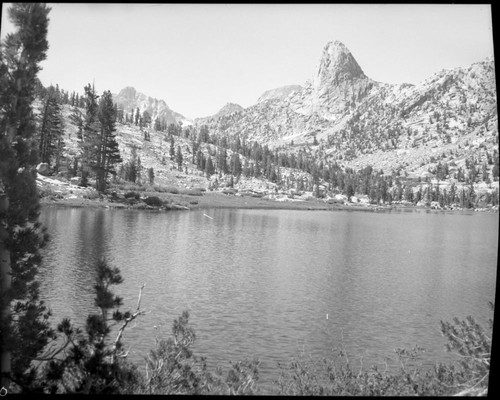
[
  {"x1": 38, "y1": 88, "x2": 65, "y2": 170},
  {"x1": 449, "y1": 182, "x2": 457, "y2": 205},
  {"x1": 191, "y1": 139, "x2": 197, "y2": 164},
  {"x1": 254, "y1": 160, "x2": 261, "y2": 178},
  {"x1": 95, "y1": 90, "x2": 122, "y2": 192},
  {"x1": 345, "y1": 179, "x2": 355, "y2": 201},
  {"x1": 136, "y1": 155, "x2": 142, "y2": 184},
  {"x1": 142, "y1": 110, "x2": 151, "y2": 128},
  {"x1": 40, "y1": 259, "x2": 145, "y2": 394},
  {"x1": 205, "y1": 156, "x2": 215, "y2": 178},
  {"x1": 169, "y1": 136, "x2": 175, "y2": 160},
  {"x1": 404, "y1": 185, "x2": 414, "y2": 203},
  {"x1": 176, "y1": 145, "x2": 183, "y2": 170},
  {"x1": 123, "y1": 147, "x2": 140, "y2": 183},
  {"x1": 231, "y1": 153, "x2": 242, "y2": 177},
  {"x1": 62, "y1": 89, "x2": 69, "y2": 105},
  {"x1": 115, "y1": 104, "x2": 123, "y2": 124},
  {"x1": 134, "y1": 107, "x2": 140, "y2": 126},
  {"x1": 148, "y1": 167, "x2": 155, "y2": 185},
  {"x1": 217, "y1": 147, "x2": 228, "y2": 174},
  {"x1": 77, "y1": 83, "x2": 100, "y2": 186},
  {"x1": 196, "y1": 149, "x2": 204, "y2": 170},
  {"x1": 0, "y1": 3, "x2": 53, "y2": 390}
]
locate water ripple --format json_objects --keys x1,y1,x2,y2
[{"x1": 39, "y1": 207, "x2": 498, "y2": 386}]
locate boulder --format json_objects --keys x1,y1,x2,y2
[{"x1": 36, "y1": 162, "x2": 50, "y2": 176}]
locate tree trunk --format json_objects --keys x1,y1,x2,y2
[{"x1": 0, "y1": 193, "x2": 11, "y2": 389}]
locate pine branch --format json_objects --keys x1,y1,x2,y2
[{"x1": 33, "y1": 336, "x2": 71, "y2": 363}]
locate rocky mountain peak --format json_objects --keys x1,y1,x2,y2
[
  {"x1": 113, "y1": 86, "x2": 188, "y2": 126},
  {"x1": 193, "y1": 102, "x2": 244, "y2": 125},
  {"x1": 216, "y1": 103, "x2": 244, "y2": 117},
  {"x1": 221, "y1": 102, "x2": 243, "y2": 110},
  {"x1": 314, "y1": 41, "x2": 366, "y2": 89},
  {"x1": 117, "y1": 86, "x2": 138, "y2": 100}
]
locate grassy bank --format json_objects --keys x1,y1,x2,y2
[
  {"x1": 41, "y1": 189, "x2": 496, "y2": 214},
  {"x1": 38, "y1": 183, "x2": 350, "y2": 211},
  {"x1": 39, "y1": 190, "x2": 399, "y2": 212},
  {"x1": 38, "y1": 174, "x2": 498, "y2": 214}
]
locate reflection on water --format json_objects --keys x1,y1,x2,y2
[{"x1": 39, "y1": 207, "x2": 498, "y2": 386}]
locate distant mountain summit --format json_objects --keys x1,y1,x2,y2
[
  {"x1": 194, "y1": 102, "x2": 244, "y2": 125},
  {"x1": 214, "y1": 102, "x2": 244, "y2": 118},
  {"x1": 113, "y1": 86, "x2": 188, "y2": 126},
  {"x1": 313, "y1": 40, "x2": 366, "y2": 88},
  {"x1": 295, "y1": 40, "x2": 376, "y2": 120}
]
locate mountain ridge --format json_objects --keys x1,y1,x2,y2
[{"x1": 191, "y1": 40, "x2": 496, "y2": 177}]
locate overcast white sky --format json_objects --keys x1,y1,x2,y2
[{"x1": 1, "y1": 3, "x2": 494, "y2": 119}]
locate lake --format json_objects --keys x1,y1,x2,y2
[{"x1": 38, "y1": 206, "x2": 498, "y2": 389}]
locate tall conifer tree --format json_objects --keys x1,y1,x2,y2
[
  {"x1": 96, "y1": 90, "x2": 122, "y2": 192},
  {"x1": 74, "y1": 83, "x2": 100, "y2": 186},
  {"x1": 38, "y1": 86, "x2": 65, "y2": 169},
  {"x1": 176, "y1": 145, "x2": 183, "y2": 170},
  {"x1": 0, "y1": 3, "x2": 54, "y2": 390}
]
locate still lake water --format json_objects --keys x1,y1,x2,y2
[{"x1": 38, "y1": 206, "x2": 498, "y2": 388}]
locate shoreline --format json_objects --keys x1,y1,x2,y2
[{"x1": 39, "y1": 191, "x2": 498, "y2": 214}]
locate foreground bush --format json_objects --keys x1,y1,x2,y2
[
  {"x1": 124, "y1": 191, "x2": 141, "y2": 199},
  {"x1": 123, "y1": 311, "x2": 260, "y2": 395},
  {"x1": 142, "y1": 196, "x2": 163, "y2": 207},
  {"x1": 274, "y1": 347, "x2": 452, "y2": 396},
  {"x1": 273, "y1": 304, "x2": 493, "y2": 396}
]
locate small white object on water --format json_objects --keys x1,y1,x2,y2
[
  {"x1": 203, "y1": 213, "x2": 214, "y2": 219},
  {"x1": 326, "y1": 314, "x2": 329, "y2": 319}
]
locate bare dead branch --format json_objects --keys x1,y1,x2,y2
[{"x1": 110, "y1": 283, "x2": 146, "y2": 363}]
